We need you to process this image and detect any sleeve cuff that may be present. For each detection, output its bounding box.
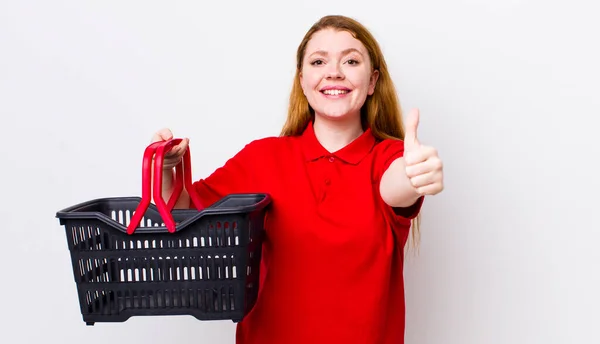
[392,196,424,219]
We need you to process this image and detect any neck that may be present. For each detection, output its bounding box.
[312,114,364,153]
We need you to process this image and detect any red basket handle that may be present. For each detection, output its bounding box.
[127,139,205,234]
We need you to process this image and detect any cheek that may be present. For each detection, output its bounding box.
[301,69,322,89]
[305,76,321,90]
[362,75,375,91]
[347,71,371,90]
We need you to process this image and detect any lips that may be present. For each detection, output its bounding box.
[320,86,352,96]
[322,89,349,96]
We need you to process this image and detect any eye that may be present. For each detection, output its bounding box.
[310,59,324,66]
[347,59,359,65]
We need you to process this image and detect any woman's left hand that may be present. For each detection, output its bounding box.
[403,109,444,196]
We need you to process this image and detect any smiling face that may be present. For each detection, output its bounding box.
[300,28,379,123]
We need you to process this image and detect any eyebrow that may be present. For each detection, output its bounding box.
[308,48,364,58]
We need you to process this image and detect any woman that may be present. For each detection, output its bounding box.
[153,15,444,344]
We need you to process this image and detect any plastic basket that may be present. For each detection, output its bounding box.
[56,138,271,325]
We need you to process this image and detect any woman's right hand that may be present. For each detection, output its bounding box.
[151,128,189,170]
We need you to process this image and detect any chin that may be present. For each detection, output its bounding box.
[315,108,359,121]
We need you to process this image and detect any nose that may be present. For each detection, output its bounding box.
[325,63,344,79]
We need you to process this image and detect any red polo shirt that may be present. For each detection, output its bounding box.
[192,121,423,344]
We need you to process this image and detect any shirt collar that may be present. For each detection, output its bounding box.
[300,120,376,165]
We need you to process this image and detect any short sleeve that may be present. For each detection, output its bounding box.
[190,138,269,208]
[376,139,424,220]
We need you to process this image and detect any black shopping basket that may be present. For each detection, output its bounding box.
[56,138,271,325]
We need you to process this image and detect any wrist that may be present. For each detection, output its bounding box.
[395,185,422,208]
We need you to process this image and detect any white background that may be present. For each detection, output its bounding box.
[1,0,598,343]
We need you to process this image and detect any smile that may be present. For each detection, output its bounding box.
[321,89,351,96]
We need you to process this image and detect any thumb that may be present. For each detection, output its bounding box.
[403,108,420,150]
[151,128,174,143]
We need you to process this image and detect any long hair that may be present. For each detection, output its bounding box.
[280,15,421,249]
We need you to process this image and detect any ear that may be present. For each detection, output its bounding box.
[368,69,379,95]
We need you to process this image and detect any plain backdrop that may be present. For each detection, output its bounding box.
[1,0,598,343]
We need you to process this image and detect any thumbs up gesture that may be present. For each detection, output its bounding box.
[403,109,444,196]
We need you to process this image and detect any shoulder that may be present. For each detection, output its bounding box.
[234,135,295,161]
[243,135,289,152]
[368,138,407,181]
[244,135,300,152]
[373,138,405,156]
[372,138,406,167]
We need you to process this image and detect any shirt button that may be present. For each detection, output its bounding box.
[328,156,335,163]
[325,179,331,185]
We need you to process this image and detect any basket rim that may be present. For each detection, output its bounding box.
[55,193,271,234]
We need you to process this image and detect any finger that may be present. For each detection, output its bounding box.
[416,182,444,196]
[403,150,425,166]
[166,137,189,158]
[178,137,189,151]
[405,155,442,178]
[404,145,438,166]
[403,108,420,150]
[409,170,440,189]
[175,138,189,153]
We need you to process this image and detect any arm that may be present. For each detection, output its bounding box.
[148,162,192,210]
[160,167,191,209]
[380,108,443,212]
[150,137,268,210]
[177,138,273,210]
[379,157,422,209]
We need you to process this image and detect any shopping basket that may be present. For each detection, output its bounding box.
[56,138,271,325]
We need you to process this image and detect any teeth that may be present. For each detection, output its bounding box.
[323,89,348,95]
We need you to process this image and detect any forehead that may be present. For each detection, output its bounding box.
[305,28,368,55]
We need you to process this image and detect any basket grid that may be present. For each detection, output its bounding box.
[58,192,268,324]
[69,221,243,252]
[83,284,241,316]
